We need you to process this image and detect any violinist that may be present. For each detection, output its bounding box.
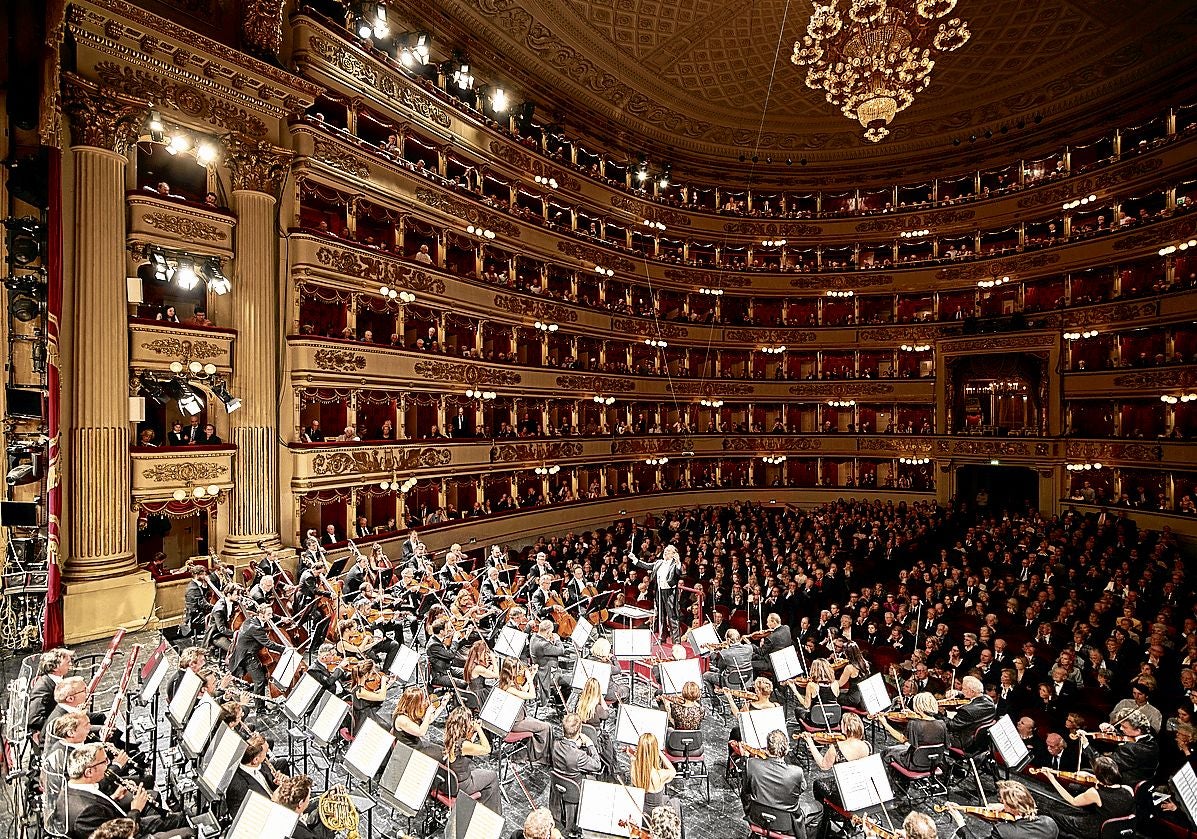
[1077,709,1159,784]
[900,812,940,839]
[498,658,552,763]
[741,729,816,839]
[350,581,406,654]
[630,732,678,814]
[347,659,389,731]
[549,712,602,783]
[660,681,705,732]
[726,677,782,745]
[450,590,493,642]
[391,686,444,757]
[520,807,564,839]
[1032,755,1133,839]
[945,780,1059,839]
[751,612,793,677]
[441,706,500,811]
[793,658,840,719]
[463,640,500,708]
[575,676,618,776]
[876,692,947,778]
[229,605,283,713]
[309,644,349,696]
[801,713,871,771]
[703,629,753,697]
[529,619,566,709]
[369,543,393,587]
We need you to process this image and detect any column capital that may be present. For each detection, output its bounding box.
[60,72,149,155]
[222,132,293,194]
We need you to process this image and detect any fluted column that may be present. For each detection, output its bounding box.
[222,133,293,559]
[61,74,148,582]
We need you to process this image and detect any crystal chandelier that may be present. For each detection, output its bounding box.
[791,0,971,142]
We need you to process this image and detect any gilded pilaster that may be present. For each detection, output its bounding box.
[222,133,293,559]
[61,73,148,581]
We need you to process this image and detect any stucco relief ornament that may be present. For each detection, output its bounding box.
[241,0,285,60]
[222,132,294,194]
[60,72,149,154]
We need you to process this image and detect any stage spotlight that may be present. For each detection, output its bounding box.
[173,259,199,290]
[213,380,242,414]
[176,382,204,416]
[147,111,165,143]
[139,375,169,406]
[4,218,43,265]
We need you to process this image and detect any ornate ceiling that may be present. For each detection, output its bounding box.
[399,0,1197,179]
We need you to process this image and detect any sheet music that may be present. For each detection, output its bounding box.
[571,659,613,692]
[612,629,653,659]
[309,693,350,745]
[1172,762,1197,826]
[857,673,891,715]
[988,715,1029,768]
[739,706,788,750]
[380,742,439,815]
[571,617,594,650]
[227,790,300,839]
[455,795,506,839]
[181,695,221,757]
[577,780,643,837]
[615,704,667,747]
[388,644,421,682]
[494,627,529,659]
[768,646,804,682]
[271,647,301,687]
[687,623,719,654]
[200,726,247,797]
[345,716,396,781]
[139,651,170,702]
[659,659,703,694]
[167,669,202,726]
[479,687,525,735]
[283,673,323,721]
[832,753,893,811]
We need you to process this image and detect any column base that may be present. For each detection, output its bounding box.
[220,537,297,575]
[63,570,158,644]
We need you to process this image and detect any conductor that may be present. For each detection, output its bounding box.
[632,543,682,644]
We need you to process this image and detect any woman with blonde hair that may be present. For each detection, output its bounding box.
[441,706,499,810]
[629,732,677,812]
[576,675,617,777]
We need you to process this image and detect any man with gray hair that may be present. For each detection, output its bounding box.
[946,675,997,750]
[529,618,566,707]
[1080,708,1159,785]
[631,542,681,642]
[742,729,819,839]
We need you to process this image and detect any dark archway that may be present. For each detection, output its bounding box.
[956,464,1039,513]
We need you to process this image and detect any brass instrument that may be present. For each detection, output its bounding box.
[318,784,361,839]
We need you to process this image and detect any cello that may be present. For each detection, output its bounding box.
[544,588,578,637]
[580,582,609,625]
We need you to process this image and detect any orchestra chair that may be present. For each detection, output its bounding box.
[664,728,710,802]
[423,762,481,836]
[1099,814,1137,839]
[745,802,799,839]
[800,702,842,733]
[945,719,997,799]
[547,769,582,836]
[887,743,948,802]
[726,739,747,789]
[495,729,538,797]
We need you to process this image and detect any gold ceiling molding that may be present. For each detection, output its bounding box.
[305,34,453,129]
[69,1,317,118]
[140,213,227,242]
[311,446,453,477]
[855,209,976,234]
[858,437,933,453]
[723,221,823,237]
[493,294,579,323]
[1064,441,1162,464]
[139,337,224,362]
[789,274,893,289]
[662,269,752,288]
[858,326,946,341]
[92,61,268,137]
[556,242,634,272]
[668,382,755,396]
[312,140,372,179]
[609,196,693,228]
[936,252,1060,282]
[723,328,816,344]
[1112,215,1197,252]
[313,245,447,294]
[313,348,367,372]
[60,72,149,154]
[1015,157,1164,209]
[788,383,895,397]
[240,0,285,61]
[940,334,1053,353]
[415,359,522,386]
[415,189,521,238]
[611,319,689,339]
[554,374,635,393]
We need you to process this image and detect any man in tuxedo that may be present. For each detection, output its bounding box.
[425,618,467,692]
[704,628,753,694]
[550,713,603,782]
[166,422,187,447]
[180,564,210,639]
[741,729,819,839]
[229,605,283,712]
[1080,709,1159,785]
[59,743,191,839]
[912,663,946,696]
[947,676,997,750]
[530,619,567,707]
[272,774,334,839]
[632,543,682,643]
[166,647,207,702]
[320,524,339,546]
[1047,666,1078,714]
[226,734,279,815]
[28,647,75,737]
[184,416,203,445]
[204,586,238,654]
[753,612,794,677]
[450,406,473,438]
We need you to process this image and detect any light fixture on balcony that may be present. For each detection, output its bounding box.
[535,464,561,475]
[828,399,856,407]
[697,287,724,296]
[645,338,667,348]
[203,259,231,294]
[466,389,496,400]
[760,345,787,354]
[826,289,854,298]
[171,259,200,291]
[195,144,217,167]
[644,219,666,231]
[166,134,191,155]
[379,286,416,303]
[762,239,788,247]
[1158,239,1197,256]
[900,343,932,352]
[593,395,616,405]
[899,229,931,238]
[1063,329,1099,340]
[148,248,169,282]
[466,224,496,239]
[1065,462,1104,471]
[453,62,475,90]
[380,475,418,492]
[1161,393,1197,404]
[490,87,509,113]
[762,455,787,465]
[977,274,1009,289]
[700,398,724,408]
[176,382,204,416]
[534,175,559,189]
[646,457,669,466]
[899,456,930,465]
[1062,195,1097,211]
[213,379,242,414]
[147,111,165,143]
[594,265,615,277]
[534,321,559,333]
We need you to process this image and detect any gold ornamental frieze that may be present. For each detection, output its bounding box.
[722,436,823,453]
[1110,368,1197,390]
[611,438,689,456]
[610,196,693,228]
[855,209,976,233]
[313,245,446,294]
[140,461,229,482]
[723,328,816,344]
[311,446,452,477]
[936,253,1060,282]
[787,383,895,397]
[858,326,945,342]
[936,439,1048,458]
[491,441,585,463]
[557,242,634,272]
[493,294,579,323]
[554,374,635,393]
[1061,300,1159,328]
[415,189,520,237]
[140,337,224,362]
[1113,214,1197,252]
[414,360,522,386]
[666,382,755,396]
[663,268,752,288]
[857,437,934,453]
[140,212,227,242]
[1064,440,1163,464]
[312,140,371,179]
[610,318,688,339]
[789,274,892,289]
[314,348,367,372]
[1016,158,1164,209]
[723,221,823,237]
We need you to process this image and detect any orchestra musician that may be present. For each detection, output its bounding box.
[42,713,138,835]
[437,544,469,588]
[947,676,998,750]
[229,604,284,713]
[463,640,500,708]
[901,811,940,839]
[29,648,77,737]
[441,706,500,811]
[398,529,423,567]
[703,629,753,696]
[498,658,553,763]
[1077,709,1160,785]
[165,647,206,701]
[294,557,333,642]
[391,686,443,757]
[180,565,210,639]
[308,644,348,697]
[793,658,840,719]
[726,677,782,744]
[519,807,564,839]
[741,729,819,839]
[246,574,276,605]
[271,775,334,839]
[1031,755,1134,839]
[575,676,618,777]
[226,734,281,815]
[529,619,567,709]
[426,618,468,693]
[203,585,238,654]
[631,544,682,643]
[752,612,793,677]
[630,732,679,814]
[877,692,948,779]
[58,743,192,839]
[945,780,1060,839]
[479,566,505,604]
[549,712,603,803]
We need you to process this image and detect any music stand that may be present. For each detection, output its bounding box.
[479,687,525,737]
[139,641,171,702]
[388,644,421,683]
[570,659,613,693]
[577,779,644,838]
[988,714,1030,771]
[832,753,894,811]
[686,623,719,655]
[612,629,653,704]
[738,706,788,750]
[857,674,891,715]
[379,741,440,816]
[270,647,302,690]
[446,791,506,839]
[327,556,349,577]
[614,704,666,749]
[768,646,804,683]
[181,695,222,759]
[282,673,323,723]
[1171,762,1197,827]
[308,692,350,748]
[167,669,203,728]
[225,790,299,839]
[658,659,703,695]
[494,626,529,660]
[345,716,396,783]
[609,605,654,629]
[571,616,594,650]
[197,725,247,800]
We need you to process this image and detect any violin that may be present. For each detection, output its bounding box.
[744,629,771,641]
[657,694,686,706]
[937,697,969,708]
[1070,729,1137,743]
[822,800,902,839]
[728,739,769,759]
[885,709,930,723]
[934,803,1017,823]
[1029,767,1098,786]
[795,731,846,744]
[616,819,652,839]
[716,687,757,700]
[362,672,389,692]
